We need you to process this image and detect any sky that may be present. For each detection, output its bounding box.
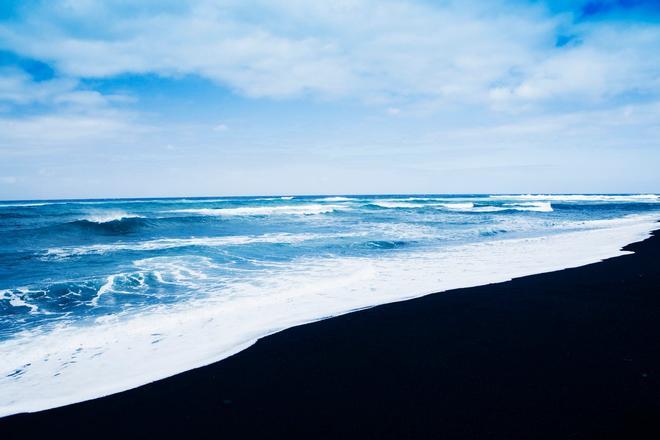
[0,0,659,199]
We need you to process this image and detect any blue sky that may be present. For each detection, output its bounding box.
[0,0,659,199]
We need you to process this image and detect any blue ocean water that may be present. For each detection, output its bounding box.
[1,194,659,342]
[1,194,660,416]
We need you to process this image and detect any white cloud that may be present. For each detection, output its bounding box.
[0,110,152,154]
[4,0,657,108]
[0,68,133,111]
[0,0,568,99]
[488,24,660,108]
[0,0,659,198]
[0,176,17,184]
[0,69,77,105]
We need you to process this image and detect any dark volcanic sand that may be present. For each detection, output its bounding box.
[2,229,660,439]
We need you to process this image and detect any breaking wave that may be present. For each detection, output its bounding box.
[1,193,659,418]
[168,204,345,216]
[490,194,659,203]
[81,211,144,223]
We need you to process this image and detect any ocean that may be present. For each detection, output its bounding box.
[1,194,659,416]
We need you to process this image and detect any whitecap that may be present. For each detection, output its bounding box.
[434,202,552,213]
[490,194,659,203]
[90,275,118,307]
[504,202,554,212]
[0,203,49,208]
[315,196,353,202]
[435,202,475,210]
[1,214,657,417]
[43,232,367,259]
[0,289,39,313]
[168,204,345,217]
[371,201,425,209]
[81,210,143,223]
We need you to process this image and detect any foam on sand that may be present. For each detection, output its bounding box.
[0,214,657,417]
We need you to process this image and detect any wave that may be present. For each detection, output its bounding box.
[438,202,554,213]
[469,207,509,212]
[436,202,475,210]
[371,201,425,209]
[315,196,353,202]
[168,204,345,217]
[0,289,40,313]
[369,200,551,212]
[503,202,554,212]
[490,194,659,203]
[1,215,656,417]
[44,232,364,259]
[81,211,143,223]
[61,217,149,235]
[0,203,49,208]
[36,223,443,260]
[358,222,442,240]
[0,198,233,209]
[447,202,553,213]
[362,240,410,249]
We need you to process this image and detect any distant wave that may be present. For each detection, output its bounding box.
[47,213,150,235]
[463,202,553,213]
[503,202,554,212]
[371,201,425,209]
[368,200,552,212]
[0,198,233,209]
[436,202,475,210]
[168,204,345,217]
[81,210,143,224]
[315,196,353,202]
[490,194,659,203]
[371,201,476,210]
[0,203,49,208]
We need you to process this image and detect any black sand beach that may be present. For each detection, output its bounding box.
[2,228,660,439]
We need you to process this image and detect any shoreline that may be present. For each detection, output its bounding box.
[2,226,660,438]
[0,216,656,417]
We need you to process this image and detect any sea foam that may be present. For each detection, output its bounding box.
[490,194,659,203]
[169,204,344,216]
[81,210,143,223]
[43,232,367,259]
[0,214,657,417]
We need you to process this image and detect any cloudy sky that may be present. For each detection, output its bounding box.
[1,0,659,199]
